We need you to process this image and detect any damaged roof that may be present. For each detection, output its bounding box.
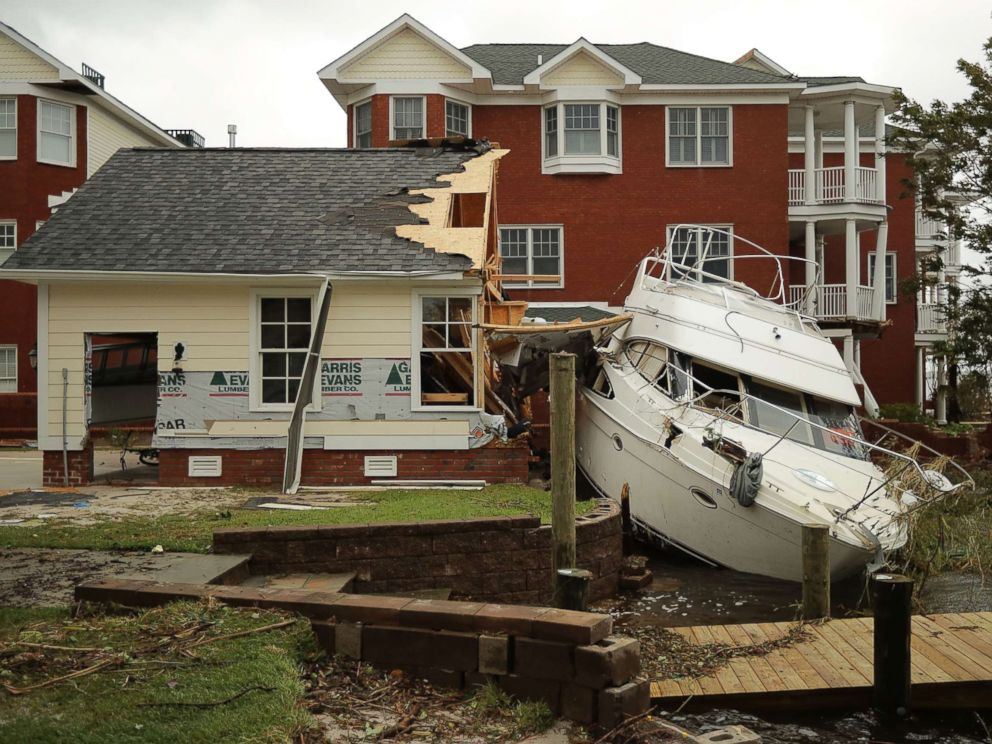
[460,42,792,86]
[2,148,482,275]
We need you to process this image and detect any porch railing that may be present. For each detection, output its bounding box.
[788,167,884,206]
[917,303,946,334]
[915,211,945,240]
[788,284,879,320]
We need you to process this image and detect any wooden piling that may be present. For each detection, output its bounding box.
[550,352,576,601]
[872,573,913,718]
[556,568,592,611]
[801,523,830,620]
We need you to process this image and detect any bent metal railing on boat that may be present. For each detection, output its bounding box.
[615,353,974,515]
[640,225,822,316]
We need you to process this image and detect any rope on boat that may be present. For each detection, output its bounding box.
[730,452,763,507]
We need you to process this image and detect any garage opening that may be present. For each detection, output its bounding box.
[86,332,159,484]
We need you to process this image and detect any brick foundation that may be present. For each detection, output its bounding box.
[42,440,94,487]
[158,442,531,487]
[214,499,623,604]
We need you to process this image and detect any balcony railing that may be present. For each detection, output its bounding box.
[917,303,946,334]
[915,211,946,240]
[789,284,879,321]
[788,167,884,207]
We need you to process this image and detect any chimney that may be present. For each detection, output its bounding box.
[81,62,105,89]
[227,124,237,148]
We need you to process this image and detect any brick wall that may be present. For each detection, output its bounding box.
[158,442,531,487]
[214,499,622,604]
[42,439,94,487]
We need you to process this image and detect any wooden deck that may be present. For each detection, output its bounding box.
[650,612,992,710]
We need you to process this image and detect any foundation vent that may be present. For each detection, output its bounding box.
[364,455,397,478]
[188,456,222,478]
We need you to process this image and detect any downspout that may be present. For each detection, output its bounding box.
[282,279,333,494]
[61,367,69,487]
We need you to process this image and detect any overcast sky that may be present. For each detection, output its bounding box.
[4,0,992,148]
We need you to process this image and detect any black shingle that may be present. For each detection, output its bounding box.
[2,148,480,275]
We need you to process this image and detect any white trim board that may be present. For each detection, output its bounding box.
[324,434,468,450]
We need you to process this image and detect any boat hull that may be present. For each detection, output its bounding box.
[576,392,877,583]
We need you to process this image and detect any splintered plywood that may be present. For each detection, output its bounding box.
[395,149,508,270]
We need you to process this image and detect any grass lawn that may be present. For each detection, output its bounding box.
[0,602,315,743]
[0,485,598,553]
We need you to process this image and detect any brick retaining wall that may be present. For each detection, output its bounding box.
[213,499,622,604]
[158,442,531,487]
[42,439,94,487]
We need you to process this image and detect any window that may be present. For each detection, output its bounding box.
[38,99,74,166]
[354,100,372,148]
[0,221,15,264]
[256,295,313,407]
[0,346,15,393]
[391,96,424,140]
[499,226,563,287]
[416,295,476,408]
[543,102,620,173]
[0,98,15,159]
[868,252,898,303]
[668,106,731,166]
[445,100,470,137]
[746,379,814,446]
[667,226,732,282]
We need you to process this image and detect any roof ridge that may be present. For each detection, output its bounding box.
[597,41,791,81]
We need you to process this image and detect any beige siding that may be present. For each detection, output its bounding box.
[207,419,468,438]
[0,34,59,81]
[87,105,164,177]
[46,283,251,441]
[339,28,470,81]
[323,283,412,358]
[542,52,624,87]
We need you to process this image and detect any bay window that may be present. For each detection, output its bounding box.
[354,100,372,148]
[391,96,424,140]
[667,106,731,166]
[543,102,621,174]
[445,100,470,137]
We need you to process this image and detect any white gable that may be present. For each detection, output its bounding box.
[339,27,472,81]
[542,50,625,87]
[0,33,59,81]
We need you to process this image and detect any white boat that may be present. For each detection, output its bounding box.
[573,226,971,582]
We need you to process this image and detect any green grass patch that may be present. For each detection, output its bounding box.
[0,602,315,743]
[0,485,597,553]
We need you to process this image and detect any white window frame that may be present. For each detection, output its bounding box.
[353,98,372,148]
[499,225,564,289]
[444,98,471,138]
[37,98,75,167]
[0,345,16,393]
[248,288,322,413]
[868,252,898,304]
[542,101,621,175]
[0,97,16,160]
[0,220,16,264]
[665,106,733,168]
[665,225,734,282]
[389,95,426,141]
[411,290,480,412]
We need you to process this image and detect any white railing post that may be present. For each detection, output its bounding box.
[805,106,817,205]
[875,105,887,204]
[844,101,857,203]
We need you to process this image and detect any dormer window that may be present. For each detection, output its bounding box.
[543,102,621,174]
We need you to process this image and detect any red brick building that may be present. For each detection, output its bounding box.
[320,16,955,415]
[0,21,198,438]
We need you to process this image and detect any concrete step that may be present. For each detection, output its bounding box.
[118,553,251,586]
[240,572,357,593]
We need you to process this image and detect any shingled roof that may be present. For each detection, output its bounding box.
[460,42,793,86]
[2,148,481,275]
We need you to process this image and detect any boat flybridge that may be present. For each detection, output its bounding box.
[575,226,972,582]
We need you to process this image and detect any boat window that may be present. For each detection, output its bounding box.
[691,362,743,416]
[590,367,614,399]
[746,380,814,445]
[808,397,868,460]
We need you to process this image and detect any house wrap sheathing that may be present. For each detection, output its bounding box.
[0,144,527,486]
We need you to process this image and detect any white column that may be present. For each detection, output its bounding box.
[844,100,857,202]
[842,334,855,372]
[804,105,816,205]
[804,221,817,314]
[815,130,824,170]
[915,346,926,412]
[874,105,886,204]
[935,355,947,425]
[872,222,888,320]
[845,218,858,317]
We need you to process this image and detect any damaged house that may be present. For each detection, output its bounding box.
[0,143,535,488]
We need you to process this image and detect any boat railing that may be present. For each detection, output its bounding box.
[637,225,822,317]
[624,355,974,505]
